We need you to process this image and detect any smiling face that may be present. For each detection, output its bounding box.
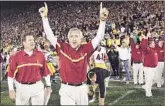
[68,28,83,49]
[23,35,35,51]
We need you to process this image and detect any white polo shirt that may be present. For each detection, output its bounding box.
[116,47,131,60]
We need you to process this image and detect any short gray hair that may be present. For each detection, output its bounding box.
[67,28,83,39]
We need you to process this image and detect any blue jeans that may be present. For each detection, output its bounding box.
[119,59,130,81]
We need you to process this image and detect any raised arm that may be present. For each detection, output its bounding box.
[92,2,109,49]
[140,39,148,53]
[39,2,57,48]
[130,35,136,50]
[140,35,148,52]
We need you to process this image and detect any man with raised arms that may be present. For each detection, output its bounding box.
[39,2,109,105]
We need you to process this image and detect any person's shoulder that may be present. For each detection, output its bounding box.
[34,50,44,55]
[10,50,23,59]
[58,41,70,48]
[14,50,23,56]
[34,50,45,58]
[82,41,92,47]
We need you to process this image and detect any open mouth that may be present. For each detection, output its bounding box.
[72,42,77,45]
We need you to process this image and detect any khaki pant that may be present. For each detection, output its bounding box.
[132,63,143,84]
[59,83,88,105]
[143,67,156,96]
[154,62,164,87]
[15,80,44,105]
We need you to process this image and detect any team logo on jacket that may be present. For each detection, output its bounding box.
[160,50,164,53]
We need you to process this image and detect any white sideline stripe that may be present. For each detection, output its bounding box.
[1,91,7,93]
[109,79,134,82]
[52,82,164,90]
[108,90,135,106]
[1,84,163,94]
[107,85,164,90]
[132,86,164,90]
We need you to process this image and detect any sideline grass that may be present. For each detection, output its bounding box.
[0,81,164,105]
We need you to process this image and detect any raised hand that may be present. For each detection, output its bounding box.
[99,2,109,21]
[39,2,48,18]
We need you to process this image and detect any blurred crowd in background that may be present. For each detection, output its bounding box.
[0,1,164,81]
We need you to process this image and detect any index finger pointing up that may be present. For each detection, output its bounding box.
[44,2,48,9]
[100,2,102,10]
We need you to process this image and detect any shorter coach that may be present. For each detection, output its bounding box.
[8,34,52,105]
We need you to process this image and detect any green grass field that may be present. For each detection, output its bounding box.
[1,80,164,106]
